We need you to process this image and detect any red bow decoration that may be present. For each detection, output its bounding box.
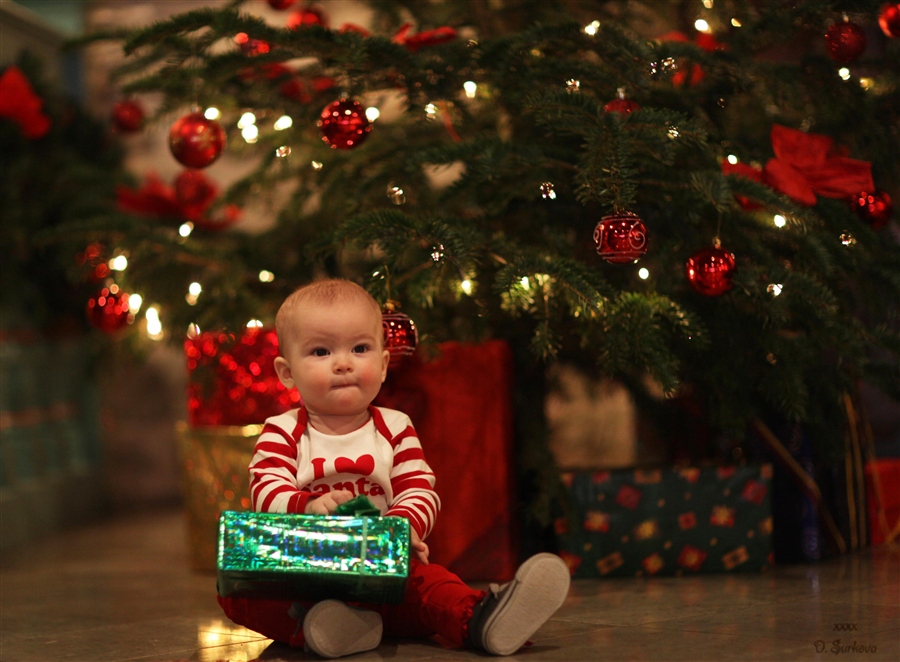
[657,31,726,87]
[0,66,51,139]
[761,125,874,206]
[117,170,241,231]
[392,24,457,51]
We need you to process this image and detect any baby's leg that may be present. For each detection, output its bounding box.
[217,594,308,647]
[376,560,487,646]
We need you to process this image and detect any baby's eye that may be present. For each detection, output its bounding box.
[312,348,329,357]
[352,344,370,354]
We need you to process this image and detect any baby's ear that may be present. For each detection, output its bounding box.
[274,356,295,389]
[380,349,390,382]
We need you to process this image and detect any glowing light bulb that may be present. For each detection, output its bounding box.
[839,68,851,81]
[241,124,259,143]
[694,19,710,32]
[461,279,473,294]
[463,81,477,98]
[246,319,263,328]
[237,112,257,129]
[273,115,293,130]
[258,270,274,282]
[767,283,783,296]
[424,103,437,119]
[520,276,530,290]
[773,214,787,228]
[638,268,650,280]
[204,107,221,120]
[727,154,738,164]
[731,18,742,27]
[179,222,194,237]
[109,255,128,271]
[584,20,600,35]
[128,293,143,314]
[365,107,380,122]
[188,282,202,296]
[146,306,163,340]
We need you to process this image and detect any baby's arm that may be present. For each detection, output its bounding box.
[249,417,315,513]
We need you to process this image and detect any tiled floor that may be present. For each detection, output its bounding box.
[1,509,898,662]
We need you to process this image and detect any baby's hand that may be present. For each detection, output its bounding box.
[411,528,430,565]
[305,490,354,515]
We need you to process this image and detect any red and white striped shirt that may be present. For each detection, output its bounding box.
[248,405,440,540]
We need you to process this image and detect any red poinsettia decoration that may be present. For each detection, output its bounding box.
[117,170,241,231]
[761,125,874,206]
[0,66,51,139]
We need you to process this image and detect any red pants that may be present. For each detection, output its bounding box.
[218,560,487,649]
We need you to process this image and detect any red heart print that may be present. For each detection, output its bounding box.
[334,454,375,476]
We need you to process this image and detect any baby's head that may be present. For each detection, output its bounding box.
[274,279,389,419]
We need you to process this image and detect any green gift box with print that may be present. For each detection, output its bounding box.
[217,505,410,604]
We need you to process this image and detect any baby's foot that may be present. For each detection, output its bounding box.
[303,599,382,658]
[468,553,570,655]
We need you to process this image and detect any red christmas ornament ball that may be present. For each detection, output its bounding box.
[685,246,736,296]
[382,305,418,366]
[593,212,649,264]
[879,4,900,38]
[604,98,641,115]
[234,33,271,56]
[287,7,325,29]
[169,112,226,168]
[824,20,867,63]
[267,0,297,10]
[851,190,893,230]
[318,99,371,149]
[86,286,131,333]
[112,99,144,133]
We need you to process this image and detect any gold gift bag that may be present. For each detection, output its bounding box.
[176,422,260,571]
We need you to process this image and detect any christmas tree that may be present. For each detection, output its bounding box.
[58,0,898,513]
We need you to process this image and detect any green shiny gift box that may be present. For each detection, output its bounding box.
[217,509,410,604]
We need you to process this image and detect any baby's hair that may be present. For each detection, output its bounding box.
[276,279,382,348]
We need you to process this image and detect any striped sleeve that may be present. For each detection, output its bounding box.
[248,411,313,514]
[379,411,441,540]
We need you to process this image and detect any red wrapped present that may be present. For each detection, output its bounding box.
[866,459,900,546]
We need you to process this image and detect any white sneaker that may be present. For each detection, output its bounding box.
[302,599,383,659]
[468,553,571,655]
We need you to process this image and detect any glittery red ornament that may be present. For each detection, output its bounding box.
[603,97,641,115]
[86,286,131,332]
[879,4,900,38]
[851,190,893,230]
[685,246,736,296]
[593,212,649,264]
[824,20,867,63]
[267,0,297,9]
[185,327,300,426]
[169,112,226,168]
[112,99,144,133]
[382,304,418,366]
[318,99,371,149]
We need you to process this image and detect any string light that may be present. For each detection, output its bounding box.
[638,267,650,280]
[237,112,256,129]
[109,255,128,271]
[246,319,263,328]
[365,107,380,122]
[731,18,742,27]
[773,214,787,228]
[204,107,221,120]
[241,124,259,143]
[520,276,531,290]
[311,161,323,170]
[767,283,783,296]
[584,20,600,35]
[463,81,477,98]
[461,279,473,294]
[694,19,710,32]
[128,294,143,315]
[838,68,851,81]
[146,306,163,340]
[258,270,275,283]
[424,103,437,119]
[273,115,293,130]
[702,0,714,8]
[179,222,194,237]
[727,154,738,164]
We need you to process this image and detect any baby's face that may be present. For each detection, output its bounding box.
[278,298,389,419]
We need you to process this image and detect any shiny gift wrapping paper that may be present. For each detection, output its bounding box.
[217,511,410,604]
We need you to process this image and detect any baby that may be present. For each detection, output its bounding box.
[217,278,570,658]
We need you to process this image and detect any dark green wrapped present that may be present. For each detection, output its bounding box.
[217,507,410,604]
[555,464,774,578]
